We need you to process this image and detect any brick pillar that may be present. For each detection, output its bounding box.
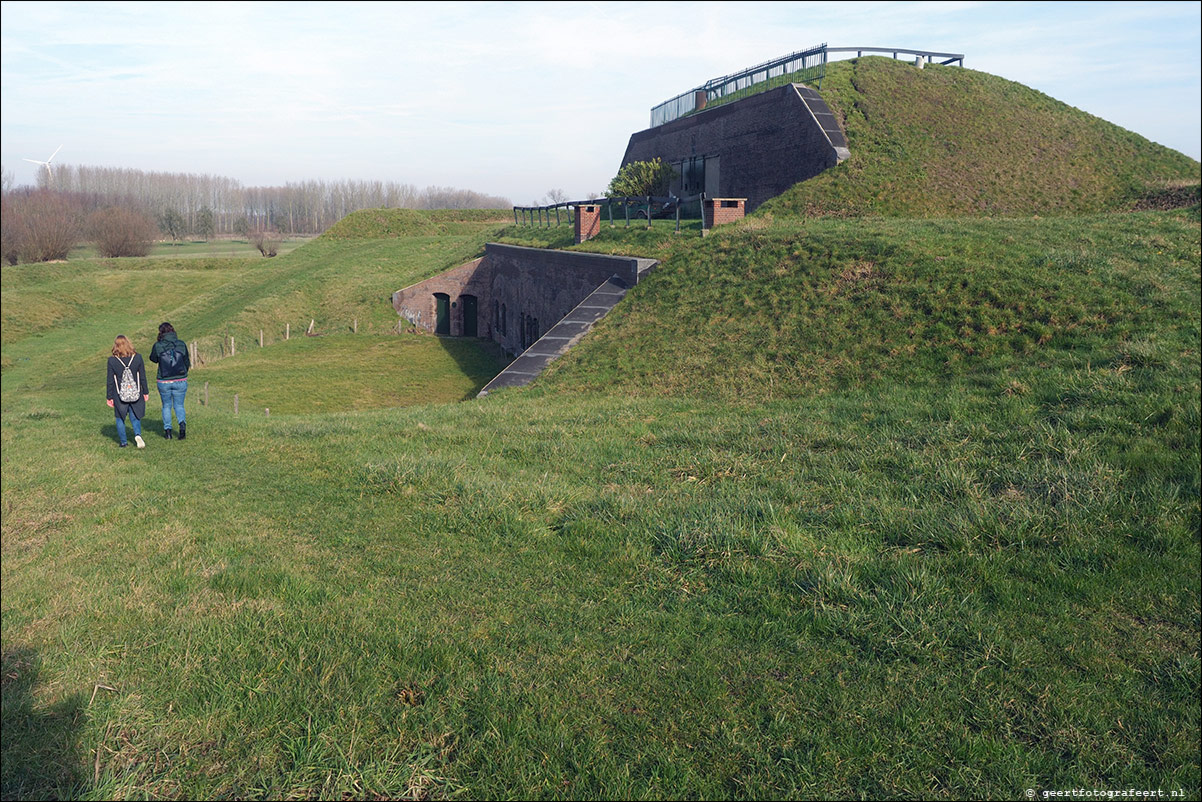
[703,198,746,230]
[574,204,601,244]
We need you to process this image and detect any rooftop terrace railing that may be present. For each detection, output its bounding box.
[513,193,708,234]
[648,45,965,128]
[650,44,827,128]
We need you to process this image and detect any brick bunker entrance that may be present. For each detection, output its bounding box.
[393,244,657,393]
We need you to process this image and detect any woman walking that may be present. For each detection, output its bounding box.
[149,322,191,440]
[106,335,149,448]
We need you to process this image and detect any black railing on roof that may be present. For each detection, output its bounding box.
[650,44,827,128]
[513,193,709,233]
[648,44,965,128]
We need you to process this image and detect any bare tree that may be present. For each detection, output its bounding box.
[3,190,84,262]
[544,188,569,205]
[195,206,216,241]
[39,164,511,236]
[1,193,23,264]
[159,208,185,244]
[89,206,158,257]
[249,228,282,257]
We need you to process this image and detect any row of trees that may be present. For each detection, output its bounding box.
[1,191,163,264]
[6,163,512,239]
[1,163,516,264]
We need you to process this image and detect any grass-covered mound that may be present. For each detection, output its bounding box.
[0,210,507,368]
[321,208,511,240]
[529,211,1201,405]
[759,57,1200,218]
[0,210,512,411]
[2,202,1199,798]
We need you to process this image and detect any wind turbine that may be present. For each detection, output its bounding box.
[23,145,63,187]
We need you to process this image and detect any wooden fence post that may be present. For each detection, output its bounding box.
[308,319,315,335]
[204,381,209,406]
[234,394,239,415]
[259,329,264,347]
[265,408,270,416]
[230,336,235,357]
[286,323,290,340]
[353,318,358,334]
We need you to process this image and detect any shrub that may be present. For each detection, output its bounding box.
[159,208,185,243]
[88,206,158,257]
[606,159,677,198]
[1,190,83,263]
[1,194,24,265]
[249,228,283,257]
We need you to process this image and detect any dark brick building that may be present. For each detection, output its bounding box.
[620,83,849,212]
[393,244,655,357]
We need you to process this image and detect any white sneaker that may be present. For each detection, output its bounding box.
[134,435,145,449]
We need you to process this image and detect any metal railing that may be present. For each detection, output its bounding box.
[648,44,965,128]
[650,44,827,128]
[513,193,709,233]
[825,46,964,65]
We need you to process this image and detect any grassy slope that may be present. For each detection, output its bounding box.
[0,212,510,413]
[4,68,1202,798]
[759,58,1200,218]
[4,203,1198,799]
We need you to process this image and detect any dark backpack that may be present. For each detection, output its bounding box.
[159,341,186,375]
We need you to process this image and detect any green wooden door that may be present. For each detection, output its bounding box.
[434,293,450,335]
[462,295,478,337]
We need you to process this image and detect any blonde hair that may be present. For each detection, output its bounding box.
[112,335,135,358]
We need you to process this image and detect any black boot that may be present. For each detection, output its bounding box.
[178,423,186,441]
[164,429,173,440]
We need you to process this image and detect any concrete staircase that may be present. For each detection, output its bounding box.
[477,275,633,396]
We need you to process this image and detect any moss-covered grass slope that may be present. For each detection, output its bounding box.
[759,57,1200,218]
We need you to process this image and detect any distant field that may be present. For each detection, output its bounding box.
[68,237,312,261]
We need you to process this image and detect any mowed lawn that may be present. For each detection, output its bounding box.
[2,209,1199,800]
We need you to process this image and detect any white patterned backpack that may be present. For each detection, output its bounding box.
[115,356,140,403]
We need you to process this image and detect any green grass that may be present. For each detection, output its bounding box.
[3,201,1199,799]
[68,238,312,261]
[195,334,510,413]
[759,58,1200,218]
[4,204,1197,798]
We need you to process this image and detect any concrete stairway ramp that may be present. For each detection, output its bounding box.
[478,276,632,396]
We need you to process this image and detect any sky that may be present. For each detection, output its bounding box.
[2,1,1199,204]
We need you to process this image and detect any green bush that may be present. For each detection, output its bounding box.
[606,158,677,198]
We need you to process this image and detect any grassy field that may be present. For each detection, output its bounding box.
[68,238,313,261]
[2,198,1198,799]
[3,61,1200,799]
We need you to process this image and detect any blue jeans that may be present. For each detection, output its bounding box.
[115,408,142,445]
[158,379,187,430]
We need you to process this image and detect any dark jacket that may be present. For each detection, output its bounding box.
[107,353,148,419]
[149,333,190,381]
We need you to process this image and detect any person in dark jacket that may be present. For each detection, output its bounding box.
[149,322,191,440]
[106,335,149,448]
